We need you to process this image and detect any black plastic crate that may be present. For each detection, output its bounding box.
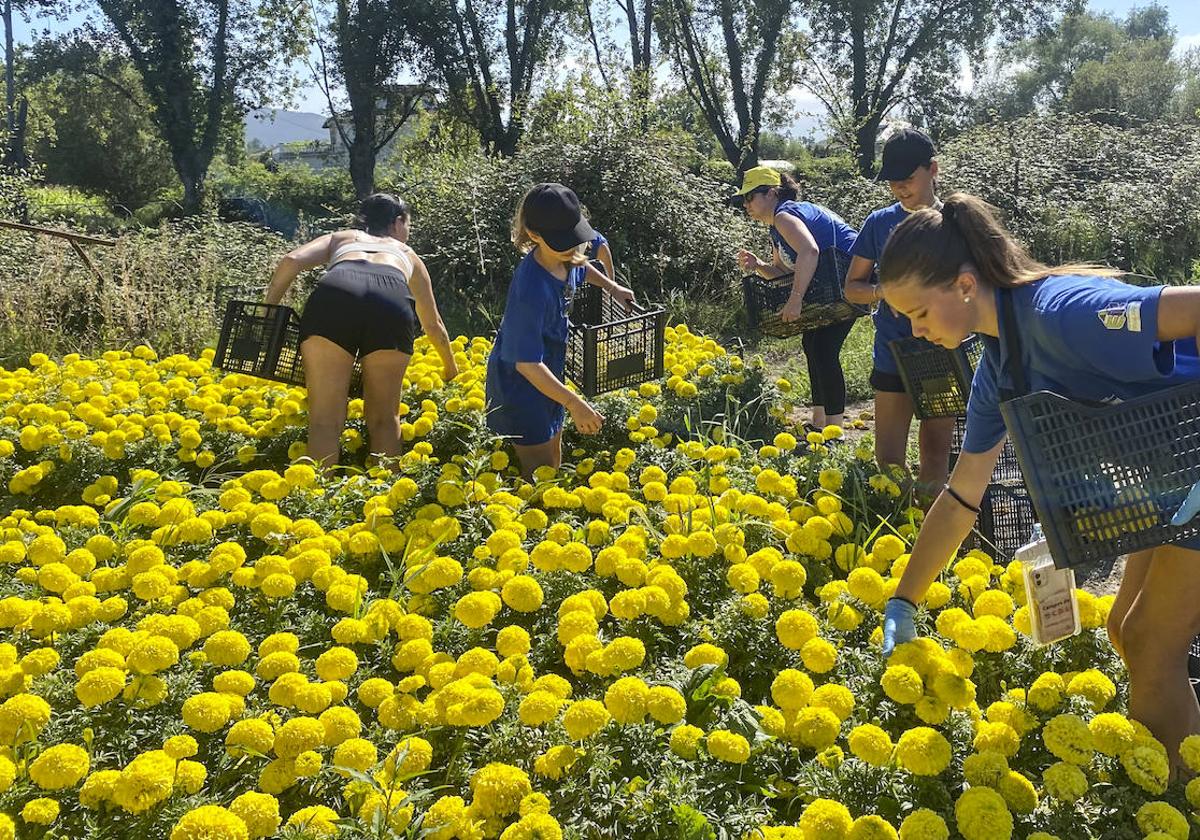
[214,301,306,386]
[743,248,868,338]
[566,287,665,397]
[215,300,364,395]
[999,381,1200,569]
[891,335,984,420]
[952,416,1023,484]
[972,481,1038,561]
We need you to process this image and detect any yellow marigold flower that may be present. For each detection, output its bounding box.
[225,718,274,757]
[1042,713,1094,765]
[75,666,126,707]
[896,727,951,776]
[881,665,924,705]
[563,699,610,740]
[29,743,89,789]
[605,676,649,724]
[776,608,819,649]
[1122,745,1169,794]
[470,762,532,818]
[647,686,687,724]
[286,805,339,836]
[1135,802,1189,840]
[848,724,893,767]
[998,769,1038,813]
[953,787,1012,840]
[230,791,281,839]
[21,797,59,825]
[799,798,852,840]
[706,729,750,763]
[1042,761,1088,803]
[963,750,1009,788]
[670,724,704,759]
[898,809,949,840]
[973,721,1020,759]
[1065,669,1116,711]
[789,706,840,750]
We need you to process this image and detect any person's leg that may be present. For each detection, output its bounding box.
[1107,548,1154,663]
[300,336,355,468]
[360,349,411,460]
[808,319,855,429]
[873,386,914,473]
[801,331,826,429]
[917,416,955,489]
[512,431,562,480]
[1120,544,1200,773]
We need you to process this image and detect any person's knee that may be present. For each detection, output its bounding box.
[1121,611,1188,673]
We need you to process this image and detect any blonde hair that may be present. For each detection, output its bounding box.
[511,187,590,264]
[879,192,1120,290]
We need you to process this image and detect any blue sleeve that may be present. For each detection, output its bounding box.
[962,354,1006,453]
[1045,283,1176,381]
[851,213,881,262]
[499,287,551,364]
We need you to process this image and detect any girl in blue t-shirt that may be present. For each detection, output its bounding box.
[878,192,1200,774]
[486,184,635,478]
[844,129,954,491]
[734,167,859,430]
[588,231,615,280]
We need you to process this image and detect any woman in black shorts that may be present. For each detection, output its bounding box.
[265,193,458,467]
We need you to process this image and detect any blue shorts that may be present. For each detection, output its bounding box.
[486,400,564,447]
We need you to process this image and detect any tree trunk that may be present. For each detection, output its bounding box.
[348,136,375,199]
[3,0,13,141]
[2,95,27,169]
[855,114,882,176]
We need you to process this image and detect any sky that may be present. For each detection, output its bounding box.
[11,0,1200,135]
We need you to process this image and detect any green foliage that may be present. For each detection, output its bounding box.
[25,185,126,231]
[939,114,1200,280]
[209,160,355,235]
[388,90,754,335]
[0,214,286,366]
[973,6,1197,124]
[22,45,178,209]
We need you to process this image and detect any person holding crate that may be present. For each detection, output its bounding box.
[265,193,458,468]
[843,128,955,491]
[486,183,636,479]
[878,192,1200,773]
[733,166,860,430]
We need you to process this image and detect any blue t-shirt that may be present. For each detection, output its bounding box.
[963,275,1200,453]
[588,232,608,258]
[852,202,920,373]
[485,252,582,445]
[769,201,858,269]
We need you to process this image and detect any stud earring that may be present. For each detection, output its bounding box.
[963,296,971,303]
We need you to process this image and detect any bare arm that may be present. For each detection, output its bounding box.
[408,254,458,380]
[265,233,335,305]
[1157,286,1200,348]
[514,362,602,434]
[894,440,1006,604]
[583,262,635,309]
[596,241,615,282]
[772,212,820,301]
[844,255,882,306]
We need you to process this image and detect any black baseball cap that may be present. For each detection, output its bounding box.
[523,183,598,251]
[877,128,936,182]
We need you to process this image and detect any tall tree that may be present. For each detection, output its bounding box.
[90,0,304,213]
[656,0,801,173]
[314,1,426,198]
[23,39,176,208]
[403,0,572,156]
[973,6,1186,124]
[0,0,59,167]
[797,0,1067,175]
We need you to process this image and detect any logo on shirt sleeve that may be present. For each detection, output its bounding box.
[1097,301,1142,332]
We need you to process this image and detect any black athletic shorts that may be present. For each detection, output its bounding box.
[298,261,417,356]
[869,368,907,394]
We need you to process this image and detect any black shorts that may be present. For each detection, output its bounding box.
[298,261,417,356]
[870,368,907,394]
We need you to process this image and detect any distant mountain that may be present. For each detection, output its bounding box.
[244,108,328,148]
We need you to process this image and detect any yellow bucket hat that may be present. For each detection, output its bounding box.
[734,165,783,197]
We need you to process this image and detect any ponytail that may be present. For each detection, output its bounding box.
[878,192,1118,291]
[776,173,800,203]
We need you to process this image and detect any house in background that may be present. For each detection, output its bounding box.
[263,85,437,171]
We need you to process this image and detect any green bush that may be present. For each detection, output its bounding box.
[0,214,287,366]
[939,114,1200,281]
[26,184,130,231]
[209,161,355,236]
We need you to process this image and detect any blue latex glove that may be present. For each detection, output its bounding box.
[882,597,917,657]
[1172,479,1200,526]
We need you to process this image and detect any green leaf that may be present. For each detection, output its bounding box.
[672,804,716,840]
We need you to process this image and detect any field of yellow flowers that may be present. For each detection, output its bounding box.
[0,324,1192,840]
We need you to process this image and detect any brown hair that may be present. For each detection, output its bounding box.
[510,186,589,264]
[878,192,1119,290]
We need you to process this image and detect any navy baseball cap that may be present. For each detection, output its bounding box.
[877,128,936,182]
[523,183,598,251]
